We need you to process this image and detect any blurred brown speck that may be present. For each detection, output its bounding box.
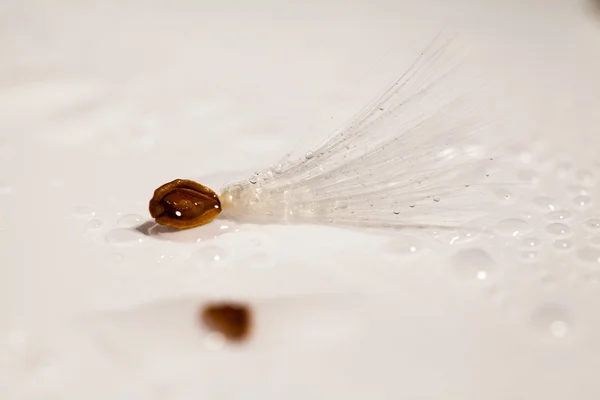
[200,302,252,342]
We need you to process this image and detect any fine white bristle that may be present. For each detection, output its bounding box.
[219,33,508,230]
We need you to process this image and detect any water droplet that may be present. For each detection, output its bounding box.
[539,270,556,289]
[521,211,534,220]
[433,196,441,202]
[567,185,588,197]
[105,228,145,244]
[545,210,573,222]
[494,189,514,202]
[249,175,258,184]
[305,151,314,159]
[196,246,227,265]
[392,202,401,215]
[495,218,531,237]
[408,202,416,208]
[448,228,481,245]
[533,196,557,211]
[517,169,539,183]
[156,253,175,264]
[72,206,96,220]
[521,251,538,262]
[85,219,103,230]
[263,170,273,181]
[549,321,569,338]
[584,218,600,231]
[582,271,600,289]
[521,237,542,248]
[530,304,571,339]
[575,169,595,186]
[452,248,495,282]
[387,239,419,255]
[387,234,422,255]
[118,214,144,228]
[247,250,275,268]
[105,252,125,265]
[148,221,239,243]
[546,223,572,237]
[556,161,573,178]
[573,195,592,208]
[519,151,533,164]
[553,239,573,251]
[577,247,600,264]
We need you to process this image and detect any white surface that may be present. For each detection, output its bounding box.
[1,0,600,399]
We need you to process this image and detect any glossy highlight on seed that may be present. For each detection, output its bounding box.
[149,179,221,229]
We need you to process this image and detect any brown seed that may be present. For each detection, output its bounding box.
[149,179,221,229]
[200,302,252,342]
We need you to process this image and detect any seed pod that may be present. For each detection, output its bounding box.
[149,179,221,229]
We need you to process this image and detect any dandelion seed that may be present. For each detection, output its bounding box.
[149,34,503,231]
